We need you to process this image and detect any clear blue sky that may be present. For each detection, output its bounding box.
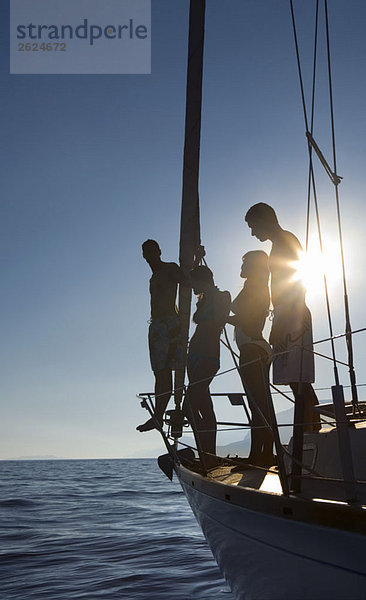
[1,0,365,459]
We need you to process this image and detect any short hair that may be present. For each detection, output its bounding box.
[142,239,160,252]
[245,203,278,225]
[190,265,214,285]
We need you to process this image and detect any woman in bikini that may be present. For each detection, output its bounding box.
[228,250,275,467]
[184,265,231,468]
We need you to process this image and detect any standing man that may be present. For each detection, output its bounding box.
[244,203,320,432]
[137,239,188,432]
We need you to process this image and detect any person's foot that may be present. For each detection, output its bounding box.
[136,418,162,432]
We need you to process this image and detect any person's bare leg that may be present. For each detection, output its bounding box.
[259,361,276,464]
[137,368,172,432]
[183,382,205,462]
[185,383,218,468]
[184,359,218,465]
[183,384,203,444]
[198,387,217,457]
[239,345,274,465]
[290,382,321,433]
[248,408,275,465]
[303,383,321,432]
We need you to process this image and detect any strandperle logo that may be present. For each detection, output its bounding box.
[10,0,151,75]
[16,18,148,46]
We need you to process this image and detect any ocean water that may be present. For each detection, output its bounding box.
[0,459,233,599]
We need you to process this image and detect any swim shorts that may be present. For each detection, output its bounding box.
[271,304,315,385]
[148,315,183,373]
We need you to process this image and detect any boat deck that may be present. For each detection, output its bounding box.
[207,464,283,495]
[196,422,366,505]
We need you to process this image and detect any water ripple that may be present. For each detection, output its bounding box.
[0,459,233,599]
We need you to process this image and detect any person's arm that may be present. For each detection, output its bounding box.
[192,245,206,268]
[215,291,231,327]
[171,263,191,288]
[171,245,206,288]
[227,314,239,326]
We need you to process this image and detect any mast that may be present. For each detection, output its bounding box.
[175,1,206,405]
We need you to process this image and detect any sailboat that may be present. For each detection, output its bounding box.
[138,2,366,599]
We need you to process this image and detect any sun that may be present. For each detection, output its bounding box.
[290,238,341,302]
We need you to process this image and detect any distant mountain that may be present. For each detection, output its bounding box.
[217,433,250,457]
[3,455,63,460]
[132,407,295,459]
[216,407,294,457]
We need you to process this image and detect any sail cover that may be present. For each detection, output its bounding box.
[175,0,206,403]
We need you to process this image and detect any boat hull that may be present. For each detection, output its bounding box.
[176,465,366,600]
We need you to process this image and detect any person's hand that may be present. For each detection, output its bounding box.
[195,245,206,263]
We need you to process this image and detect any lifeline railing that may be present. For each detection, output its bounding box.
[138,326,366,502]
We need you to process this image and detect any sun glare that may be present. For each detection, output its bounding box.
[291,239,341,302]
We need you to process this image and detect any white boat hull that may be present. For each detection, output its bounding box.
[177,466,366,600]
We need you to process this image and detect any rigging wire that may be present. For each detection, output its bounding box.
[222,327,252,424]
[290,0,359,402]
[305,0,319,251]
[324,0,358,407]
[139,327,366,405]
[289,0,339,386]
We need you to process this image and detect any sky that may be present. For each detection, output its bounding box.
[1,0,366,459]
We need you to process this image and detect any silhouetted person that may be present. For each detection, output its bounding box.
[137,240,188,432]
[228,251,275,466]
[184,264,231,468]
[245,203,320,433]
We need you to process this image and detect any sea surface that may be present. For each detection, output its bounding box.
[0,459,234,599]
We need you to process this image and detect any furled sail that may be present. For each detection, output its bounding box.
[175,0,206,404]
